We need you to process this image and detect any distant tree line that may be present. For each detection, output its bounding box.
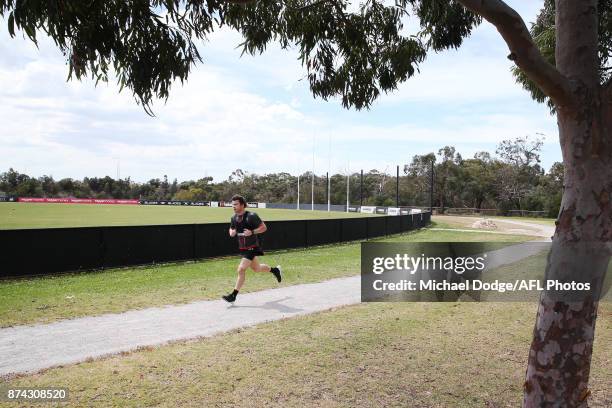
[0,136,562,217]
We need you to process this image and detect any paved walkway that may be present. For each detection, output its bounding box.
[0,218,554,377]
[0,277,360,377]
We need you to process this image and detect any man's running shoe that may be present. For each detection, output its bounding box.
[271,266,282,283]
[222,292,237,303]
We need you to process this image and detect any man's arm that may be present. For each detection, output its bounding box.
[243,222,266,236]
[229,218,237,237]
[243,213,266,236]
[253,221,267,234]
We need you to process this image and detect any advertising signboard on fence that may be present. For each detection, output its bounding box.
[18,198,139,205]
[348,206,359,212]
[139,200,210,206]
[376,207,388,214]
[360,206,376,214]
[247,202,258,208]
[387,207,400,216]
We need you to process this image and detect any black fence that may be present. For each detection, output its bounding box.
[0,212,430,278]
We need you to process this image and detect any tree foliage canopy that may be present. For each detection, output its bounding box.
[13,1,610,114]
[1,0,484,112]
[511,0,612,111]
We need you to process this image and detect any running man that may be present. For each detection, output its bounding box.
[222,195,282,303]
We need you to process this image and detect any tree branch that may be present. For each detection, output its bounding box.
[456,0,574,108]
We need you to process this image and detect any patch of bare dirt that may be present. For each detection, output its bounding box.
[471,219,498,230]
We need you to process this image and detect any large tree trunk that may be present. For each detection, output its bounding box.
[522,1,611,405]
[523,158,610,405]
[452,0,608,406]
[523,4,611,403]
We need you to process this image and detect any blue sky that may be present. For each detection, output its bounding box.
[0,1,559,183]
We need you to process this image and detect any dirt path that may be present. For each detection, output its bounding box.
[433,215,555,239]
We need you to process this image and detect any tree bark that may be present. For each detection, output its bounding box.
[523,109,611,405]
[455,0,610,406]
[523,3,610,405]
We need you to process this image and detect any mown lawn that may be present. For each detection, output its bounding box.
[0,203,378,230]
[1,222,606,407]
[1,302,609,407]
[0,227,533,327]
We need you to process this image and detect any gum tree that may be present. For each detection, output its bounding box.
[1,0,609,405]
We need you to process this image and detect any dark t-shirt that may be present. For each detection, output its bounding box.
[230,211,263,250]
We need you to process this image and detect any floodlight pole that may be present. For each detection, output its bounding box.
[326,172,330,212]
[346,164,350,212]
[396,165,399,207]
[312,135,315,211]
[360,169,363,206]
[311,172,314,211]
[430,159,434,213]
[297,174,300,210]
[328,134,331,212]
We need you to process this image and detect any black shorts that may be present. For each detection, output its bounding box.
[241,248,264,261]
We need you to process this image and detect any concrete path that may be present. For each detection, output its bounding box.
[0,276,361,377]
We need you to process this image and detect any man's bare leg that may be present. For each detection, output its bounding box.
[222,258,251,303]
[234,258,251,291]
[249,257,270,273]
[251,257,282,282]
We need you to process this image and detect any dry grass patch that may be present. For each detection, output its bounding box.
[1,302,609,407]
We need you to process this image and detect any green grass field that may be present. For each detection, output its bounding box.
[0,226,532,328]
[0,203,379,230]
[1,217,609,407]
[0,205,537,328]
[2,299,609,407]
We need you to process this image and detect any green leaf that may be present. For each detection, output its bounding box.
[23,23,37,45]
[7,12,15,37]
